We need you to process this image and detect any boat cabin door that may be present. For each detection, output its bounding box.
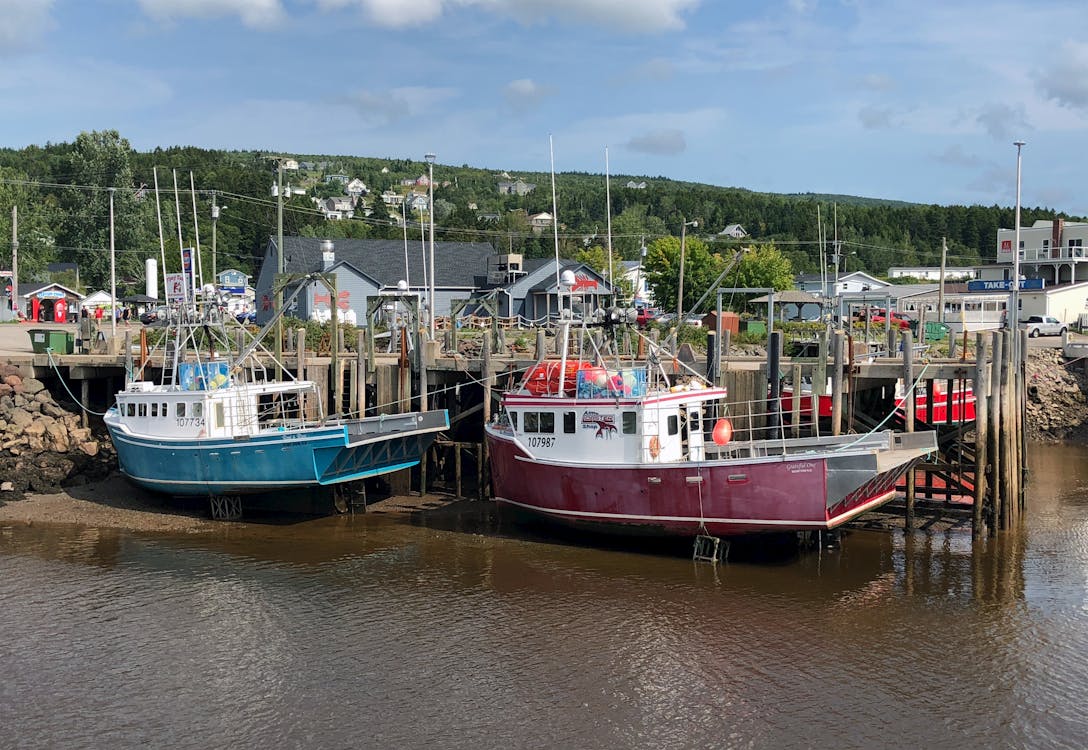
[686,406,704,461]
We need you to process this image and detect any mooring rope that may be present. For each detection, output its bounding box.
[45,348,110,416]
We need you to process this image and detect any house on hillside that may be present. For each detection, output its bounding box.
[528,212,553,234]
[381,190,403,206]
[321,197,355,220]
[717,224,748,239]
[888,266,977,281]
[323,174,349,185]
[498,178,535,196]
[345,178,367,198]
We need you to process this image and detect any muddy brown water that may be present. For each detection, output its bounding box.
[2,443,1087,749]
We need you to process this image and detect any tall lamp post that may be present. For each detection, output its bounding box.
[676,218,698,328]
[1012,140,1026,339]
[425,152,436,339]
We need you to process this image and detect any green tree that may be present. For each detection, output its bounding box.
[644,234,722,314]
[54,130,152,291]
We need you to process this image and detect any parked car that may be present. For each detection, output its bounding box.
[140,306,174,326]
[1020,315,1066,338]
[635,307,659,327]
[855,307,911,330]
[235,310,256,324]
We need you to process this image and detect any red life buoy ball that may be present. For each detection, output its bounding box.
[712,418,734,445]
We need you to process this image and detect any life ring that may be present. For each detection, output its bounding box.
[649,436,661,458]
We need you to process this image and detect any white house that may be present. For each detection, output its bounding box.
[996,218,1088,285]
[796,270,888,297]
[345,178,367,198]
[717,224,748,239]
[621,260,654,307]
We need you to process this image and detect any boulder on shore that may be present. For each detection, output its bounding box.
[0,364,116,501]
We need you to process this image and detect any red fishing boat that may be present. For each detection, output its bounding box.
[485,329,937,538]
[780,381,976,424]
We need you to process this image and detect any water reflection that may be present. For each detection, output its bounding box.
[1,442,1086,748]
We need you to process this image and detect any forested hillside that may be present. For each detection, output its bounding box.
[0,130,1078,296]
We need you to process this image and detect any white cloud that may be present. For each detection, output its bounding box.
[315,0,699,32]
[934,144,983,169]
[1035,40,1088,111]
[503,78,553,114]
[624,129,686,155]
[338,86,459,125]
[975,102,1030,141]
[0,0,55,56]
[858,105,896,130]
[136,0,286,29]
[859,73,894,92]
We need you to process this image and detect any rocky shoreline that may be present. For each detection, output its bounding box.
[2,351,1087,531]
[0,363,116,503]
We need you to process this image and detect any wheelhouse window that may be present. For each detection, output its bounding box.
[524,412,554,434]
[177,402,186,418]
[151,403,159,418]
[214,403,224,429]
[193,403,203,418]
[667,414,679,435]
[509,411,517,430]
[622,412,637,434]
[138,403,147,417]
[563,411,576,434]
[126,403,135,417]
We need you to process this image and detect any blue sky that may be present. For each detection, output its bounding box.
[2,0,1087,214]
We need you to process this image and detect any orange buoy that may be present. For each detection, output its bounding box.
[712,418,734,446]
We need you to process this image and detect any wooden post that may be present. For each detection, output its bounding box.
[296,326,307,418]
[791,363,802,438]
[973,334,989,538]
[830,331,843,436]
[902,329,916,528]
[1001,330,1014,530]
[886,317,896,357]
[814,330,827,397]
[535,328,546,360]
[989,331,1004,534]
[948,328,956,359]
[81,379,90,429]
[483,331,493,425]
[356,330,368,417]
[455,442,463,498]
[477,440,487,501]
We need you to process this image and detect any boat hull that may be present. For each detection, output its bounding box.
[106,412,447,497]
[486,428,930,537]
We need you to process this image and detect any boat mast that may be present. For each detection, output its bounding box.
[549,134,561,304]
[605,147,614,307]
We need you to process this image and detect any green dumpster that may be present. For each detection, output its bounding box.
[741,320,767,336]
[28,329,74,354]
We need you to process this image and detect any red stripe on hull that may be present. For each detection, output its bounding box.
[487,433,908,537]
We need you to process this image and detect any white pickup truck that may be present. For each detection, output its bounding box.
[1020,315,1067,337]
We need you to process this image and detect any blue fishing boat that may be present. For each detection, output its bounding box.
[104,278,447,501]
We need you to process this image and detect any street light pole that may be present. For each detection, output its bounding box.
[676,218,697,328]
[425,152,436,339]
[108,187,117,339]
[1012,140,1025,335]
[211,192,219,281]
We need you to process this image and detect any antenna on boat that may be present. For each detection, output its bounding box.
[172,169,188,305]
[401,201,410,287]
[605,147,614,306]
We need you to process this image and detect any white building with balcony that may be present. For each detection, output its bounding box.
[994,219,1088,285]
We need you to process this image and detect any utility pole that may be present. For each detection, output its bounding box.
[10,205,17,317]
[938,237,947,324]
[211,192,219,281]
[676,218,697,327]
